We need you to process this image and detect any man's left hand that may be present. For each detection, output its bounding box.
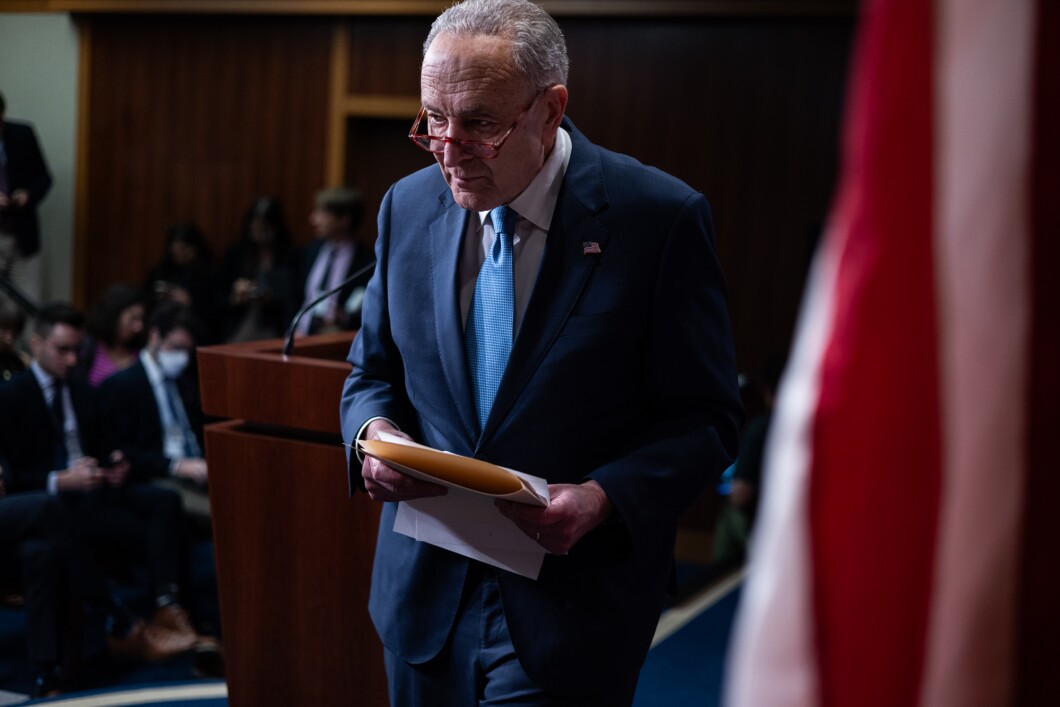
[496,480,613,556]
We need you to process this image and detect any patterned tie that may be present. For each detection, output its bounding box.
[164,378,202,457]
[465,205,517,432]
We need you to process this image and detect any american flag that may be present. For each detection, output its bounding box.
[725,0,1058,705]
[582,241,602,255]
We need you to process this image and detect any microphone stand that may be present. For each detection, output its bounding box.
[282,260,376,358]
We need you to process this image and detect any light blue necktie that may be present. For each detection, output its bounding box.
[465,205,517,432]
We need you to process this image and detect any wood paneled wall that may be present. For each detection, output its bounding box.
[79,14,334,304]
[77,10,854,376]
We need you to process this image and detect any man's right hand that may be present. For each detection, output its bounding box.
[57,457,104,493]
[361,420,447,502]
[174,458,208,486]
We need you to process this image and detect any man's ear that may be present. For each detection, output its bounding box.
[542,84,569,134]
[29,333,42,359]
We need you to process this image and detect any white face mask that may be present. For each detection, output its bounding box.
[157,349,189,379]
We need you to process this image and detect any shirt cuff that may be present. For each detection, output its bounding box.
[354,416,399,463]
[47,471,60,495]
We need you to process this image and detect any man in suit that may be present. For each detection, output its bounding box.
[295,186,375,335]
[340,1,743,704]
[0,302,206,664]
[0,91,52,309]
[99,301,211,526]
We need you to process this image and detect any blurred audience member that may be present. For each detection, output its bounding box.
[100,302,210,532]
[71,283,146,387]
[295,186,374,335]
[143,222,219,344]
[0,91,52,312]
[219,196,300,342]
[0,473,67,697]
[0,302,211,667]
[1,305,28,382]
[712,355,785,567]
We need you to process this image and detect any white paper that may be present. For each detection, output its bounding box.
[361,434,551,579]
[394,486,549,579]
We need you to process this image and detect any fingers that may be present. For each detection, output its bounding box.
[361,455,447,502]
[495,500,564,553]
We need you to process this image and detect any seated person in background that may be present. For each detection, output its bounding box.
[218,196,300,343]
[295,186,375,336]
[0,304,29,382]
[0,303,213,664]
[100,301,210,530]
[70,282,146,387]
[712,357,784,567]
[143,222,220,345]
[0,460,67,697]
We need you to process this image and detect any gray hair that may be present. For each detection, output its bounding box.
[424,0,569,91]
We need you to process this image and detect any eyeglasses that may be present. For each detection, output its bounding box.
[408,96,539,160]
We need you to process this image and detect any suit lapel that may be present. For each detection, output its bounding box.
[429,193,479,445]
[481,122,611,443]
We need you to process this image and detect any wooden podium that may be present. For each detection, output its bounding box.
[197,333,386,706]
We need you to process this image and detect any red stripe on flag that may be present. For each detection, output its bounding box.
[1017,1,1060,704]
[809,0,940,705]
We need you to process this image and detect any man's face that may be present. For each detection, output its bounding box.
[309,206,350,240]
[420,33,568,212]
[151,326,195,355]
[32,323,83,380]
[0,326,15,353]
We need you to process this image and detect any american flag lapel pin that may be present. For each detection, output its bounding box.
[582,241,602,255]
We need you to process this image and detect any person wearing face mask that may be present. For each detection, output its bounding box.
[99,301,209,515]
[0,302,211,676]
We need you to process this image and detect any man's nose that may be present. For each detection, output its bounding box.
[442,138,472,165]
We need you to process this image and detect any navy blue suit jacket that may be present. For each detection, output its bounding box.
[1,120,53,257]
[98,360,204,482]
[340,119,741,696]
[0,371,102,493]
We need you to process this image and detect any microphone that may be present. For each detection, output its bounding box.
[282,259,376,357]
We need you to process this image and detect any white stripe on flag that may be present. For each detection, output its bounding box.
[722,222,843,707]
[920,0,1036,705]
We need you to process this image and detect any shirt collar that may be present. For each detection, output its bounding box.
[30,360,56,392]
[477,126,572,231]
[141,349,164,386]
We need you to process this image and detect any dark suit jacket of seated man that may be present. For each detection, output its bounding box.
[340,0,743,702]
[0,304,195,643]
[98,303,207,487]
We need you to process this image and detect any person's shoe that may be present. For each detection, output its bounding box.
[150,604,200,646]
[193,642,226,679]
[151,604,223,652]
[33,665,63,698]
[107,617,197,661]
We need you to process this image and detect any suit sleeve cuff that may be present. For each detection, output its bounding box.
[354,416,399,463]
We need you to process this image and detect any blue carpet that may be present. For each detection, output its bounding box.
[633,583,742,707]
[24,680,227,706]
[4,555,741,706]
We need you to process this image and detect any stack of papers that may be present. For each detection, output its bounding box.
[356,432,551,579]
